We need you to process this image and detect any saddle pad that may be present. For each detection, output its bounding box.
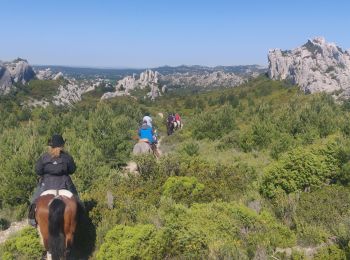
[40,189,74,198]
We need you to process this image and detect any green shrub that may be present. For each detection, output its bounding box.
[96,224,163,260]
[295,186,350,236]
[181,142,199,156]
[26,79,60,100]
[0,227,43,260]
[291,250,306,260]
[338,161,350,185]
[313,245,346,260]
[192,105,236,140]
[159,201,296,259]
[296,223,328,246]
[133,154,158,180]
[0,217,10,230]
[261,138,342,198]
[162,176,205,205]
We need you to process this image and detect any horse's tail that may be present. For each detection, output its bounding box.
[48,198,66,259]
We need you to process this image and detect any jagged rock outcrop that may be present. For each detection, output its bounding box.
[52,78,105,106]
[0,64,13,94]
[161,71,245,88]
[53,72,64,80]
[268,37,350,94]
[6,58,35,84]
[102,70,163,100]
[0,58,36,94]
[36,68,64,81]
[36,68,54,80]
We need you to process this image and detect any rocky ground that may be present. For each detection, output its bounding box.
[0,220,28,244]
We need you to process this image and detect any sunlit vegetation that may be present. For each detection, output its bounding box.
[2,75,350,259]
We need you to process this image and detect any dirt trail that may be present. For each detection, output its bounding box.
[0,219,28,244]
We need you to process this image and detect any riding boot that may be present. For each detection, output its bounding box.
[28,203,37,227]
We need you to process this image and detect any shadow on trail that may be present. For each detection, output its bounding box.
[70,200,97,259]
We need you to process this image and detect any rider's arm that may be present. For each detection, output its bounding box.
[35,156,44,176]
[66,154,76,175]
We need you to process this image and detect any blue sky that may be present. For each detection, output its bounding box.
[1,0,349,68]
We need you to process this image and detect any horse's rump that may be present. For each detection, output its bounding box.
[133,141,152,155]
[36,194,78,259]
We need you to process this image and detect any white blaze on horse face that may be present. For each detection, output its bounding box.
[47,251,52,260]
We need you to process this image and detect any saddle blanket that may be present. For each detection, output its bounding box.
[40,189,74,198]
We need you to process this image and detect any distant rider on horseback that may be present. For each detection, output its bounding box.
[28,134,80,227]
[167,113,175,135]
[175,113,182,129]
[137,120,160,157]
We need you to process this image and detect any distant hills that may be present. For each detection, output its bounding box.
[3,37,350,106]
[32,64,266,80]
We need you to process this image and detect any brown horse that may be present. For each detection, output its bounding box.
[36,190,78,260]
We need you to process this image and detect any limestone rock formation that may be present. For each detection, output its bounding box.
[268,37,350,94]
[36,68,64,81]
[161,71,245,89]
[53,72,64,80]
[0,58,36,94]
[52,78,104,106]
[102,69,163,100]
[6,58,35,84]
[36,68,54,80]
[0,64,13,94]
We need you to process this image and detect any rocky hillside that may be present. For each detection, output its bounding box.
[0,58,35,94]
[1,59,265,103]
[160,70,245,89]
[101,70,164,100]
[268,37,350,95]
[157,65,265,89]
[101,66,265,101]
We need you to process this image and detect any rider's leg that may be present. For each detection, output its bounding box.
[151,143,160,158]
[28,185,42,227]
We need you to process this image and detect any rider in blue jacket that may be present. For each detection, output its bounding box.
[138,120,155,143]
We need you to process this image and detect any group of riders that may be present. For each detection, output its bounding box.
[28,112,182,227]
[133,112,182,157]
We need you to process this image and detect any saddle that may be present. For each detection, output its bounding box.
[40,189,74,198]
[138,138,151,144]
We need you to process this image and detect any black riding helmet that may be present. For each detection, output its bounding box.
[48,134,65,148]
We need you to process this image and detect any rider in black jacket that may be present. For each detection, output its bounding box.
[28,134,80,227]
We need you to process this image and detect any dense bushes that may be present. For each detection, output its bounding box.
[260,136,346,198]
[0,227,43,260]
[191,105,236,140]
[96,202,295,259]
[295,186,350,240]
[162,176,205,205]
[96,224,163,260]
